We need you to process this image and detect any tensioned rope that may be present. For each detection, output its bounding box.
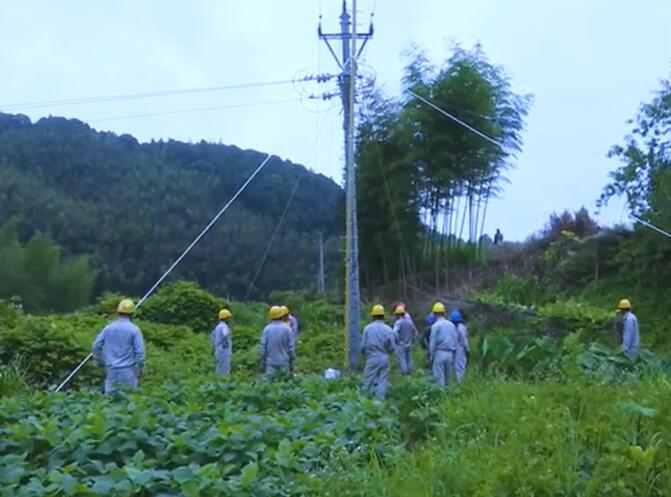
[630,214,671,240]
[53,153,273,392]
[407,89,505,150]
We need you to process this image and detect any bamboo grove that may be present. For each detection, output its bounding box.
[355,44,533,293]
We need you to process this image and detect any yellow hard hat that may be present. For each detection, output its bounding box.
[432,302,446,314]
[280,305,289,317]
[218,309,232,320]
[617,299,632,310]
[371,304,385,317]
[269,305,284,320]
[394,305,406,316]
[117,299,135,315]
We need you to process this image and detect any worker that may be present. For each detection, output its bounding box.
[361,304,395,399]
[394,300,417,330]
[92,299,145,395]
[618,299,639,359]
[494,228,504,245]
[450,310,470,382]
[393,305,415,375]
[280,305,299,343]
[211,309,233,376]
[429,302,457,387]
[260,305,296,376]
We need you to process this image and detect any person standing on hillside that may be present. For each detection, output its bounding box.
[429,302,458,387]
[393,305,415,375]
[211,309,233,376]
[260,306,296,376]
[361,305,396,399]
[494,229,504,245]
[450,310,470,382]
[92,299,145,395]
[618,299,639,359]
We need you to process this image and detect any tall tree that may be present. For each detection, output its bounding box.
[356,44,531,291]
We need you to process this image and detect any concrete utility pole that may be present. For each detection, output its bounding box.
[319,0,373,370]
[317,232,326,294]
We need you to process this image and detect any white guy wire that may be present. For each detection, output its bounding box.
[53,153,272,392]
[407,89,505,150]
[630,214,671,240]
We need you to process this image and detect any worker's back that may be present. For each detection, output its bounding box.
[95,317,144,369]
[362,321,395,357]
[261,322,294,365]
[394,318,415,346]
[430,318,458,352]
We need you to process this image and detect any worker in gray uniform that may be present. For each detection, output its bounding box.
[617,299,639,359]
[393,305,415,375]
[361,304,396,399]
[92,299,145,395]
[260,305,296,376]
[429,302,457,387]
[211,309,233,375]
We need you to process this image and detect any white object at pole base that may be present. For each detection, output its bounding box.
[324,368,342,379]
[53,154,272,393]
[630,214,671,240]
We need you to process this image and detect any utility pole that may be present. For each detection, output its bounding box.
[317,232,326,294]
[319,0,373,370]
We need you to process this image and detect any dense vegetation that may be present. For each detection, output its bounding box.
[0,113,343,304]
[478,72,671,351]
[1,282,670,496]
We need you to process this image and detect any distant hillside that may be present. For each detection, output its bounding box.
[0,113,343,299]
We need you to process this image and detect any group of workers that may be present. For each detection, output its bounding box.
[91,296,640,396]
[360,302,470,399]
[211,305,298,377]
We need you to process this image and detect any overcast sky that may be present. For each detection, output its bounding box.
[1,0,670,240]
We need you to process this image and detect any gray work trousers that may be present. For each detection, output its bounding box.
[104,366,138,395]
[455,348,467,382]
[432,350,454,387]
[363,353,390,399]
[215,352,231,376]
[396,344,413,375]
[265,362,290,377]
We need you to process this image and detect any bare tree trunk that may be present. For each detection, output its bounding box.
[478,181,493,260]
[468,191,475,245]
[452,193,461,249]
[459,193,469,243]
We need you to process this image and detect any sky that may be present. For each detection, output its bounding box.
[1,0,670,240]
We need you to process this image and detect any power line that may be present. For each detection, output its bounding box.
[88,98,300,123]
[407,89,505,150]
[1,76,332,111]
[244,174,304,301]
[53,153,273,393]
[243,107,332,300]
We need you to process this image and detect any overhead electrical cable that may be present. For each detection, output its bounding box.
[1,75,332,111]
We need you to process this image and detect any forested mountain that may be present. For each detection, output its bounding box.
[0,113,343,300]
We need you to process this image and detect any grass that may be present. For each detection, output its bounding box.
[314,376,671,497]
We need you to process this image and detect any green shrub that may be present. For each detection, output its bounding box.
[136,281,228,333]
